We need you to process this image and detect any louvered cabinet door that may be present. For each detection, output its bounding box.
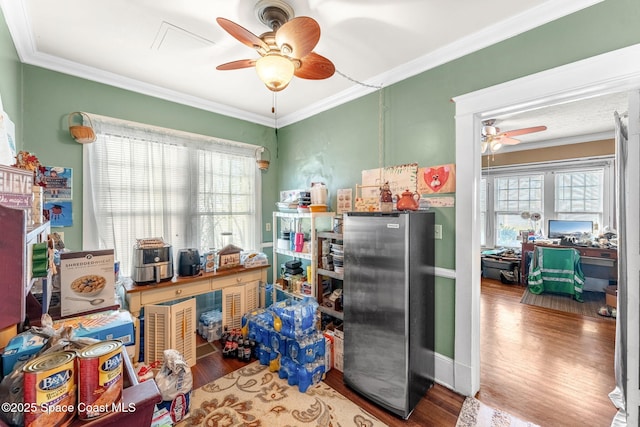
[222,285,243,330]
[145,298,196,366]
[244,280,259,313]
[144,304,171,364]
[170,298,197,367]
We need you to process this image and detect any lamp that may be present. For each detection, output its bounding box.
[255,54,295,92]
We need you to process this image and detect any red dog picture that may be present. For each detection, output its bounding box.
[418,164,456,194]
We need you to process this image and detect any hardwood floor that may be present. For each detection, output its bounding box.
[478,279,617,427]
[191,279,616,426]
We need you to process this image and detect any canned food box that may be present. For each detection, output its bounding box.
[2,330,47,376]
[53,310,135,347]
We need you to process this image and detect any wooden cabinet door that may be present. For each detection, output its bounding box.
[0,205,27,329]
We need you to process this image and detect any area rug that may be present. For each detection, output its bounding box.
[177,361,388,427]
[456,397,539,427]
[520,289,612,319]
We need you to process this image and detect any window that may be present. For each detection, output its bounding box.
[83,115,261,275]
[482,159,612,248]
[494,174,543,247]
[555,170,603,228]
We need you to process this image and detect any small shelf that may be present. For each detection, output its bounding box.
[319,305,344,320]
[317,268,343,281]
[274,248,312,260]
[275,283,313,300]
[317,231,343,240]
[272,211,335,306]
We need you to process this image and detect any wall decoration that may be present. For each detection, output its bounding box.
[39,166,73,199]
[361,163,419,198]
[0,164,34,212]
[44,200,73,227]
[420,196,455,208]
[336,188,353,214]
[418,164,456,194]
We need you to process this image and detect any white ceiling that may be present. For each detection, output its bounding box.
[1,0,626,146]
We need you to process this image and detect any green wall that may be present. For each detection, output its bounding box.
[17,66,277,251]
[276,0,640,357]
[0,7,21,139]
[2,0,639,360]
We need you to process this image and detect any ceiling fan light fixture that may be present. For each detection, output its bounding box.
[256,54,295,91]
[480,140,489,154]
[490,139,503,153]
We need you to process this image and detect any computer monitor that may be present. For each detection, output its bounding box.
[547,219,593,239]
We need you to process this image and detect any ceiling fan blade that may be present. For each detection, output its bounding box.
[276,17,320,58]
[294,52,335,80]
[216,59,257,71]
[501,125,547,138]
[216,17,268,52]
[499,137,521,145]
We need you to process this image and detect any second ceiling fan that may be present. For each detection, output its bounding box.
[481,119,547,154]
[216,0,335,92]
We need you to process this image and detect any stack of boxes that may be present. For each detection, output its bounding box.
[245,298,327,392]
[198,309,222,342]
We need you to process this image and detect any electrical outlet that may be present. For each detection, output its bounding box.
[434,224,443,240]
[265,222,271,232]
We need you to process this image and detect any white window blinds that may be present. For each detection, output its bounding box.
[82,114,261,275]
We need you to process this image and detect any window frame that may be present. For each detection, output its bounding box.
[481,157,613,248]
[82,114,263,275]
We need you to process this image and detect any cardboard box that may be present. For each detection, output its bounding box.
[323,333,333,372]
[333,325,343,372]
[60,249,115,317]
[54,309,135,346]
[1,310,135,377]
[2,330,47,376]
[605,285,618,308]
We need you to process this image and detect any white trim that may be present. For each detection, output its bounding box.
[434,267,456,280]
[454,43,640,405]
[434,353,455,391]
[624,90,640,426]
[0,0,603,128]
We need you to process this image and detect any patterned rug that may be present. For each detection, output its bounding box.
[520,289,611,319]
[177,361,388,427]
[456,397,539,427]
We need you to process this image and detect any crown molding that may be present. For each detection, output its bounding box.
[1,0,604,128]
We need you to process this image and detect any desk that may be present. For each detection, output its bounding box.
[521,243,617,285]
[124,265,268,360]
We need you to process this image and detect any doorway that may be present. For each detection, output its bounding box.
[452,43,640,421]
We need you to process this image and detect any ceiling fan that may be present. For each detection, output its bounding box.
[216,0,335,92]
[481,119,547,154]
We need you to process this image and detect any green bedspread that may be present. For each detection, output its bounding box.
[527,246,585,302]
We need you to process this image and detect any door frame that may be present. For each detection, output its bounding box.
[452,43,640,413]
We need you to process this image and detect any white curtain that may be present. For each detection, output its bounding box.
[610,110,628,426]
[82,113,261,275]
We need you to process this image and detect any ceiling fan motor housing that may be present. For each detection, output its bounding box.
[255,0,295,30]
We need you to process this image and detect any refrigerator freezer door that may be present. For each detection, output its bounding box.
[343,212,410,416]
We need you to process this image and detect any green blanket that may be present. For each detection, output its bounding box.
[527,246,584,302]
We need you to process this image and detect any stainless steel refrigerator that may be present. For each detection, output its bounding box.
[343,211,435,419]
